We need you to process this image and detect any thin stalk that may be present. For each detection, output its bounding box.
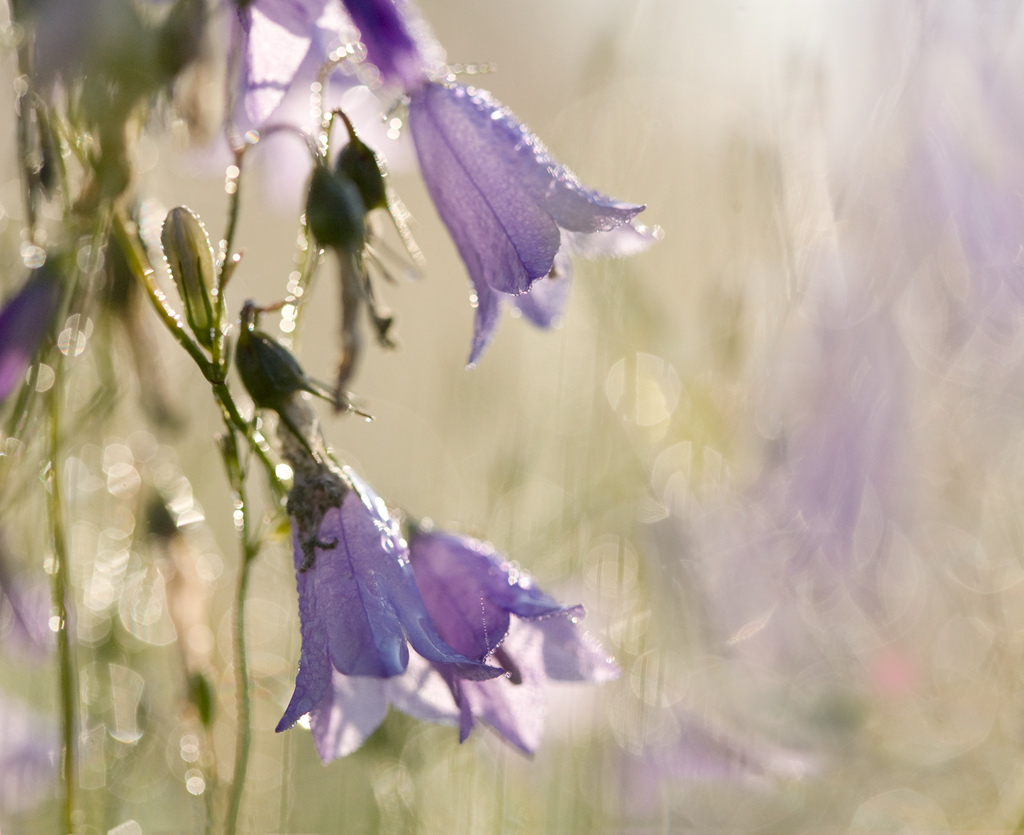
[47,352,75,834]
[213,147,247,375]
[222,429,260,835]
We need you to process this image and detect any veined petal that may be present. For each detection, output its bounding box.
[341,471,502,680]
[433,84,644,234]
[410,82,561,294]
[410,531,572,661]
[307,498,411,677]
[237,0,328,128]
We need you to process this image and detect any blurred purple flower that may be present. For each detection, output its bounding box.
[409,529,619,754]
[339,0,429,90]
[232,0,354,131]
[0,267,60,406]
[408,82,654,364]
[276,470,499,736]
[0,694,57,815]
[0,571,53,661]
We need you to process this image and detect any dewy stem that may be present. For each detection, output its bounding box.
[48,338,75,835]
[222,429,259,835]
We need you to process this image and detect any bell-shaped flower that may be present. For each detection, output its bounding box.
[408,81,655,364]
[276,469,500,737]
[0,266,60,406]
[409,528,619,754]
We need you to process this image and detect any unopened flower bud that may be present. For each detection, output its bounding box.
[161,206,216,348]
[335,114,387,212]
[305,165,366,253]
[235,301,319,411]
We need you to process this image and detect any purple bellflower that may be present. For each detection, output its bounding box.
[233,0,353,131]
[0,267,60,406]
[409,528,620,754]
[276,468,500,741]
[339,0,431,90]
[408,81,655,364]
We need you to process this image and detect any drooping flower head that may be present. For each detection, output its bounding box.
[0,266,60,406]
[276,467,500,736]
[408,82,656,364]
[409,528,619,753]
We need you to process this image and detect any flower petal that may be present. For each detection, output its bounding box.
[237,0,328,128]
[428,84,644,235]
[308,670,389,761]
[307,498,411,677]
[562,223,661,259]
[511,253,572,329]
[466,275,505,368]
[409,82,561,295]
[276,552,333,730]
[386,651,459,724]
[0,267,60,405]
[340,0,427,89]
[530,615,620,683]
[410,531,571,661]
[460,623,548,754]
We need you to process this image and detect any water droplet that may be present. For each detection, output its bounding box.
[20,242,45,268]
[185,770,206,795]
[33,363,54,391]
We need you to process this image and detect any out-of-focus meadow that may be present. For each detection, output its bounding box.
[4,1,1024,832]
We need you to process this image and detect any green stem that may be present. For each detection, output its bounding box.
[48,351,75,834]
[211,383,287,506]
[222,430,259,835]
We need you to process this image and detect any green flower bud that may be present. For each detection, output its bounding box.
[305,164,366,253]
[336,113,387,212]
[161,206,217,348]
[235,301,318,411]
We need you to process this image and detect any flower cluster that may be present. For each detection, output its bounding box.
[274,443,617,759]
[222,0,642,761]
[235,0,656,364]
